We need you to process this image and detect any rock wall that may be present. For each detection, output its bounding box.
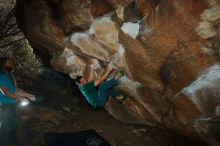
[15,0,220,144]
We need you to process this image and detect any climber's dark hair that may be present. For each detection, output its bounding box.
[75,76,83,84]
[0,57,10,72]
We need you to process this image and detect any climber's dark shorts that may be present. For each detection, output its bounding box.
[96,79,119,107]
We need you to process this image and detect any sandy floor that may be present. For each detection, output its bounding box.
[16,93,207,146]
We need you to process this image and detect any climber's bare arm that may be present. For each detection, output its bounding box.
[94,65,113,87]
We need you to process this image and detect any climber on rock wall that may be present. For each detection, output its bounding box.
[75,64,125,108]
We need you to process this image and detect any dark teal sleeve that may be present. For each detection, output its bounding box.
[82,81,95,91]
[0,74,7,88]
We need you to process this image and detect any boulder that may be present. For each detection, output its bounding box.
[15,0,220,144]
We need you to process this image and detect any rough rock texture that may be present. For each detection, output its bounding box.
[15,0,220,145]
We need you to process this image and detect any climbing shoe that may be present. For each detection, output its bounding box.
[115,95,127,103]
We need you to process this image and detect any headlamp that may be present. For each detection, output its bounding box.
[20,98,30,107]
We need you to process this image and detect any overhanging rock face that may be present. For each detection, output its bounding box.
[15,0,220,144]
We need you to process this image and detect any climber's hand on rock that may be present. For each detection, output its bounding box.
[108,65,113,72]
[107,64,113,72]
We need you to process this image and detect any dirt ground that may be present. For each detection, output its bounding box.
[16,93,208,146]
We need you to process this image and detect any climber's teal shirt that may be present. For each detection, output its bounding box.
[79,81,98,108]
[0,73,16,104]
